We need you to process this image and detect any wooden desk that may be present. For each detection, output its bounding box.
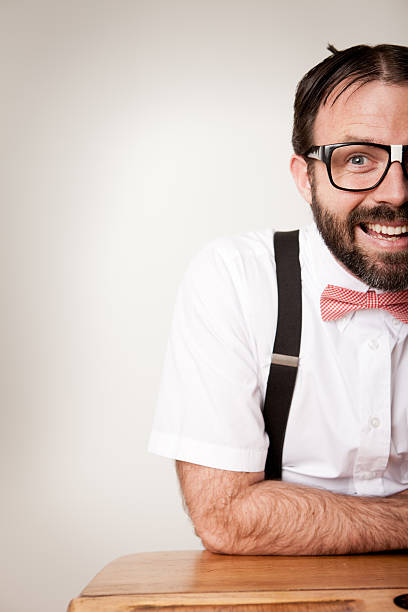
[68,550,408,611]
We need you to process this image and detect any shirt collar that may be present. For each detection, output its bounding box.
[300,222,374,331]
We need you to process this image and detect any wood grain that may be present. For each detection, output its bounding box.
[67,589,408,612]
[80,550,408,595]
[67,550,408,612]
[116,602,360,611]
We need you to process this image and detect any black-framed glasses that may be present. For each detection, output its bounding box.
[305,142,408,192]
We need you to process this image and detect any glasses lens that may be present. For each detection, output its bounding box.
[330,144,388,190]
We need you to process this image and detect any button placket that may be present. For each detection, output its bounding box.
[354,333,391,495]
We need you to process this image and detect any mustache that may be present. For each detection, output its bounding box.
[348,203,408,226]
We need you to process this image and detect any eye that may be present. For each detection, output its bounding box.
[348,155,368,166]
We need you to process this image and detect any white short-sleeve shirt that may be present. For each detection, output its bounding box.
[148,223,408,496]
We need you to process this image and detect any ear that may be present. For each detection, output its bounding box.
[290,154,312,205]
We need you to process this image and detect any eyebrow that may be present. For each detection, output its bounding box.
[341,135,379,143]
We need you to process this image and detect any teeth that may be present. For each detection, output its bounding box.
[366,223,407,236]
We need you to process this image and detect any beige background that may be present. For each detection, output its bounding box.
[1,1,407,611]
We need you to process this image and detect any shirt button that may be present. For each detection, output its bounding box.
[370,417,381,428]
[392,318,401,326]
[368,339,379,350]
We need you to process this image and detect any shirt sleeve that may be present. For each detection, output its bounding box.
[148,239,270,472]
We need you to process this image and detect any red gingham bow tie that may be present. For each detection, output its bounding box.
[320,285,408,323]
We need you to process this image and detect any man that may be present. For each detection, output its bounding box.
[149,44,408,555]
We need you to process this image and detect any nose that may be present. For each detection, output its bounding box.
[372,161,408,206]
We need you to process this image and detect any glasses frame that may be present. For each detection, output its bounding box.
[305,142,408,192]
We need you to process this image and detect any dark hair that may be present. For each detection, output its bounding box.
[292,43,408,155]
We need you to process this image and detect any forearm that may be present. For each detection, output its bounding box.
[177,462,408,555]
[216,479,408,555]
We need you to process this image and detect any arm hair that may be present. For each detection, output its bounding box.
[176,461,408,555]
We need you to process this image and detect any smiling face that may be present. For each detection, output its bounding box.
[291,80,408,290]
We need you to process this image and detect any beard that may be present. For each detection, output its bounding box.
[310,178,408,292]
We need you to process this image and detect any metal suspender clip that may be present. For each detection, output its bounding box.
[271,353,299,368]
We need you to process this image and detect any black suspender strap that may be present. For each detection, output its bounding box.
[263,230,302,480]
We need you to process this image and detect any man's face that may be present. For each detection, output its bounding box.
[308,81,408,291]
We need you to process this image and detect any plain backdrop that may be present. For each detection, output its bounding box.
[1,1,407,610]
